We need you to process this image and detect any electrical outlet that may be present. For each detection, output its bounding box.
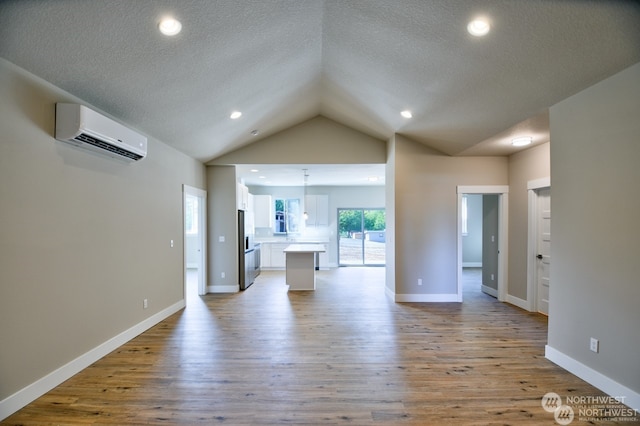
[219,236,225,242]
[590,337,599,353]
[170,239,174,248]
[143,299,148,309]
[491,274,495,281]
[221,272,225,278]
[417,278,422,286]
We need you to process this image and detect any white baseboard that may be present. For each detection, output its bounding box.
[207,284,239,293]
[506,294,531,311]
[395,293,460,302]
[545,345,640,412]
[463,262,482,267]
[0,300,185,421]
[481,285,498,298]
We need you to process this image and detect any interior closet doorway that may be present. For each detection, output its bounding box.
[457,185,509,303]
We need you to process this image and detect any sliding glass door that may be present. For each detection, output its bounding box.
[338,208,385,266]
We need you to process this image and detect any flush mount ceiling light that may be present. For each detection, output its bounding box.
[230,111,242,119]
[158,17,182,36]
[401,110,413,119]
[512,136,533,147]
[467,18,490,37]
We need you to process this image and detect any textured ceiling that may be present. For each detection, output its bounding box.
[1,1,639,174]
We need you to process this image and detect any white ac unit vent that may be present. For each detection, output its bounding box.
[55,103,147,162]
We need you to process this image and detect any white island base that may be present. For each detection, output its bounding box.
[284,244,326,290]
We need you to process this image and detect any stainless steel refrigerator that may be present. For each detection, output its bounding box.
[238,210,256,290]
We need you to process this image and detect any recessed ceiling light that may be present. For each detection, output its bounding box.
[512,136,533,147]
[158,17,182,36]
[230,111,242,119]
[401,110,412,119]
[259,176,266,179]
[367,176,379,182]
[467,18,490,37]
[250,169,259,173]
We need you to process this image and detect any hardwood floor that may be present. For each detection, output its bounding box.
[3,268,633,425]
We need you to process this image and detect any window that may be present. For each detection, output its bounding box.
[185,194,199,235]
[461,195,468,236]
[274,198,300,234]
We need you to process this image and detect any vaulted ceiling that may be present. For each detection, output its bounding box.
[1,1,639,168]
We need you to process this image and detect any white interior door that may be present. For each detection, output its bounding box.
[536,187,551,315]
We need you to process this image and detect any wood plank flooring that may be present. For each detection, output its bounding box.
[3,268,635,425]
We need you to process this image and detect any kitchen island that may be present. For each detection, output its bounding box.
[283,244,326,290]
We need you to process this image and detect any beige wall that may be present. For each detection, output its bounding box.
[507,142,551,301]
[209,115,387,165]
[206,166,239,291]
[0,59,205,403]
[391,135,508,297]
[548,62,640,395]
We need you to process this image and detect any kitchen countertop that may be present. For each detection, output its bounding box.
[283,244,327,253]
[256,238,329,244]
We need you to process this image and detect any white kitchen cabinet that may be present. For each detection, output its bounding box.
[269,243,288,268]
[237,183,249,211]
[304,194,329,227]
[260,245,271,267]
[254,195,273,228]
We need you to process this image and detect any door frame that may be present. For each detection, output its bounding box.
[456,185,509,302]
[526,177,550,312]
[183,184,207,296]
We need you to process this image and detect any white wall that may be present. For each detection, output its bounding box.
[0,59,205,415]
[548,62,640,404]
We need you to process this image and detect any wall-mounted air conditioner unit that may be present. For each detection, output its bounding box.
[55,103,147,162]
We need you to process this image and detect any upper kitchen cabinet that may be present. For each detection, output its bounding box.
[305,194,329,227]
[254,194,273,228]
[237,183,249,210]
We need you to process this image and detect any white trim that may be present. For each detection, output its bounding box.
[463,262,482,267]
[208,285,239,293]
[481,285,498,298]
[506,294,531,311]
[385,285,395,301]
[0,300,185,421]
[456,186,509,303]
[457,185,509,194]
[527,177,550,190]
[545,345,640,412]
[395,293,460,303]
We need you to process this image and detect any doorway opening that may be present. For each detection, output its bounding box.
[457,186,509,302]
[183,185,207,300]
[461,194,500,298]
[338,208,386,266]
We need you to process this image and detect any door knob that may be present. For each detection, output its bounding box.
[536,254,543,259]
